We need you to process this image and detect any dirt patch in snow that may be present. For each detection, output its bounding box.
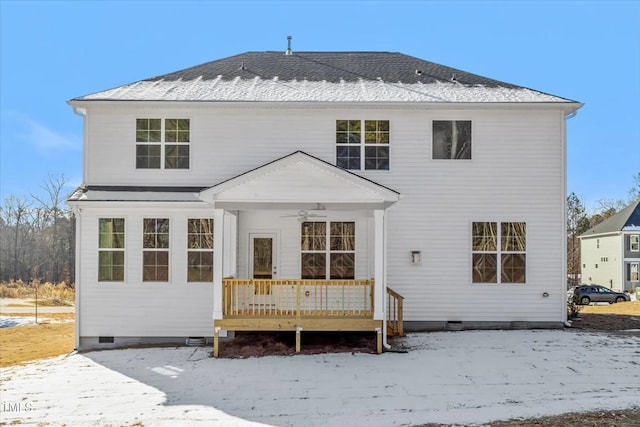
[217,331,377,358]
[570,301,640,332]
[216,302,640,358]
[418,408,640,427]
[570,313,640,332]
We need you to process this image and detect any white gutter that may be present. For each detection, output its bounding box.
[71,206,82,350]
[69,105,88,185]
[564,110,578,120]
[382,206,391,350]
[68,105,86,351]
[382,203,399,351]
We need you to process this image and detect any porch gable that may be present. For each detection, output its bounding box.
[199,151,400,209]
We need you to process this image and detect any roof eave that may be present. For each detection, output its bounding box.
[67,98,583,112]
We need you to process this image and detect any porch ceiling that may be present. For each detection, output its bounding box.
[199,151,400,210]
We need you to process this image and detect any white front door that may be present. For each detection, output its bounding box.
[249,233,278,279]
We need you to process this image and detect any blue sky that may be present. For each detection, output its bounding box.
[1,0,639,212]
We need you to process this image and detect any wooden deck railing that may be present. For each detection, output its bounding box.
[222,279,374,318]
[386,287,404,336]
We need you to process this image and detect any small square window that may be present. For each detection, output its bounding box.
[136,118,190,170]
[336,120,389,170]
[433,120,471,159]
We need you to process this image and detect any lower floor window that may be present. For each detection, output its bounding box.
[143,218,169,282]
[143,251,169,281]
[628,262,639,282]
[98,218,125,282]
[187,218,214,282]
[472,221,526,284]
[301,221,355,279]
[98,251,125,281]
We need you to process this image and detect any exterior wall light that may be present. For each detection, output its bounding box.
[411,250,422,265]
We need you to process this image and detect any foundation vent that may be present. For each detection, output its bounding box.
[445,321,464,331]
[186,337,206,347]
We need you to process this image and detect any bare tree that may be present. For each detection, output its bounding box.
[629,172,640,202]
[0,174,75,283]
[0,195,31,279]
[32,174,72,283]
[566,192,589,282]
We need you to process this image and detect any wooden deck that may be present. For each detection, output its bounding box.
[214,279,386,356]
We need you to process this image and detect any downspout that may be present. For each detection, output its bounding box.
[70,104,88,184]
[382,206,391,350]
[71,206,82,350]
[382,198,402,351]
[562,108,579,326]
[69,104,86,351]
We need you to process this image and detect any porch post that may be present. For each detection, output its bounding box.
[213,208,225,320]
[373,209,385,320]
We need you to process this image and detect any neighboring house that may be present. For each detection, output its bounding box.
[67,48,582,354]
[580,200,640,292]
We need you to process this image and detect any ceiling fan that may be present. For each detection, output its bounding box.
[281,210,327,222]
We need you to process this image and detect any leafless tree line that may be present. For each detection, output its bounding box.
[0,174,74,283]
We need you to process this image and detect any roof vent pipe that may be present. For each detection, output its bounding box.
[285,35,293,55]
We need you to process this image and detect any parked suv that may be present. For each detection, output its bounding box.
[573,285,631,305]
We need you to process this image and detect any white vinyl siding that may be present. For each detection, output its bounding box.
[77,204,214,337]
[81,104,569,324]
[580,234,624,292]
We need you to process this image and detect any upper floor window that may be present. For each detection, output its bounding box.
[98,218,125,282]
[433,120,471,159]
[136,118,190,169]
[143,218,169,282]
[336,120,389,170]
[630,235,639,252]
[472,221,526,284]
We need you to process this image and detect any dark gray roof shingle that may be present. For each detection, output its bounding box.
[146,51,520,87]
[581,200,640,236]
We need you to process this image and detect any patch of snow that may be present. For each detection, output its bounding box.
[0,316,37,328]
[0,316,72,328]
[78,78,572,103]
[1,330,638,426]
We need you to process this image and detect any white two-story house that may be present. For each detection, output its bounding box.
[67,49,582,354]
[580,200,640,292]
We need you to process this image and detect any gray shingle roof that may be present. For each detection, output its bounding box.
[71,51,581,104]
[147,51,520,87]
[581,200,640,236]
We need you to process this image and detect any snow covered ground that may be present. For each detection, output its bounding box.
[1,330,638,427]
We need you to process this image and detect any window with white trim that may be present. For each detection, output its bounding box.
[336,120,389,170]
[98,218,125,282]
[472,222,526,283]
[433,120,472,159]
[143,218,169,282]
[136,118,190,169]
[630,235,639,252]
[301,221,355,279]
[187,218,213,282]
[628,262,639,282]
